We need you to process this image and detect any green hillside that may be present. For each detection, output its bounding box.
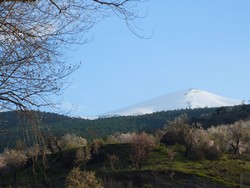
[0,105,250,187]
[1,144,250,187]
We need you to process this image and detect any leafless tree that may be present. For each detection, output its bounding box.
[0,0,143,112]
[183,124,204,157]
[130,132,156,169]
[1,1,144,179]
[0,0,144,157]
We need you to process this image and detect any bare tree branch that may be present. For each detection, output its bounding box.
[0,0,142,112]
[93,0,129,7]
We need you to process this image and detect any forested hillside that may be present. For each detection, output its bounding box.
[0,104,250,151]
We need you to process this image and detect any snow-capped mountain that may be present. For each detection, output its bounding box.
[102,89,242,117]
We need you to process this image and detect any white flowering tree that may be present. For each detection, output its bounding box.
[59,134,88,150]
[207,125,230,152]
[161,114,204,157]
[227,120,250,155]
[1,148,28,186]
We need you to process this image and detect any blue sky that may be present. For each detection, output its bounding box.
[60,0,250,116]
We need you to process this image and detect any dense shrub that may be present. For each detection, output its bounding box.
[189,147,205,161]
[189,145,222,161]
[65,167,103,188]
[205,145,222,160]
[244,145,250,157]
[160,131,179,145]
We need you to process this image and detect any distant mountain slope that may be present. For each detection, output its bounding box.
[103,89,242,116]
[1,104,250,152]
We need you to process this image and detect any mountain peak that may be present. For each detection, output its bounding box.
[103,89,242,117]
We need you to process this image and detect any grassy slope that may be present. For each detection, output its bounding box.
[1,144,250,187]
[145,145,250,187]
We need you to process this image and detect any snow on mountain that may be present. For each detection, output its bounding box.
[102,89,242,117]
